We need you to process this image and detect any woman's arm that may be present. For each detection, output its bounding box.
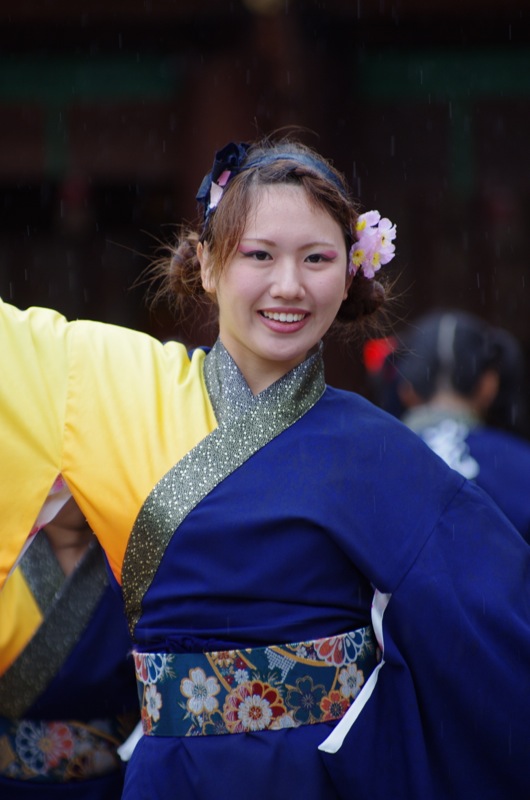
[0,299,69,587]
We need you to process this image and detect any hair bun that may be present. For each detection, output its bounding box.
[337,275,386,323]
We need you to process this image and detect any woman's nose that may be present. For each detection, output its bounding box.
[270,261,305,299]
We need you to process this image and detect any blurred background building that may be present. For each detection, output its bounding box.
[1,0,529,395]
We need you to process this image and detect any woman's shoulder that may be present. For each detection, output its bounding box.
[322,384,428,442]
[314,384,463,492]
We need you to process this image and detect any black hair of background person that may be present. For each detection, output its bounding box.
[374,309,529,439]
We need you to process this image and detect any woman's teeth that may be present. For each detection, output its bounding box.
[262,311,305,323]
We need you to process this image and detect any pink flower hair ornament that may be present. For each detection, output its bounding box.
[349,210,397,279]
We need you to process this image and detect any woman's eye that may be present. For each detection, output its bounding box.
[305,253,328,264]
[245,250,271,261]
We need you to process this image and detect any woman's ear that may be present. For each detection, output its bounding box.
[197,242,215,294]
[343,271,353,300]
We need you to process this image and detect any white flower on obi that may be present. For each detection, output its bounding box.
[234,668,250,684]
[145,684,163,722]
[238,693,273,731]
[338,663,365,699]
[181,668,220,715]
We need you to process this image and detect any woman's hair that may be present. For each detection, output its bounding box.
[149,136,390,340]
[396,310,502,400]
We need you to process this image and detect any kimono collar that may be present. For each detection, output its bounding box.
[402,404,480,435]
[203,338,325,425]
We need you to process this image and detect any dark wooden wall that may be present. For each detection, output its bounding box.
[1,0,529,401]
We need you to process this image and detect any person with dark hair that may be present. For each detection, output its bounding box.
[0,137,529,800]
[0,488,140,799]
[388,309,530,542]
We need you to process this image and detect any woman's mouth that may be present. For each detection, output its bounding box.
[260,311,307,323]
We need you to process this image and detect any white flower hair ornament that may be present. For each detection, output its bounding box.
[349,210,397,279]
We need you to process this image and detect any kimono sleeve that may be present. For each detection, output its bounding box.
[0,299,69,587]
[319,481,530,799]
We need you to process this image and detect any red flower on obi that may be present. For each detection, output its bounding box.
[320,690,350,721]
[223,680,286,733]
[314,636,348,666]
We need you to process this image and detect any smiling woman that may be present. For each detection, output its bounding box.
[198,183,351,393]
[0,135,529,800]
[152,139,394,360]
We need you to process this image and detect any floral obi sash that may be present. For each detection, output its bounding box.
[134,626,380,737]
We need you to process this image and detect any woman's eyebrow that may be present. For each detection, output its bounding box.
[240,237,338,249]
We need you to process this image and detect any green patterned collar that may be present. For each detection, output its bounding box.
[123,339,326,636]
[204,337,324,423]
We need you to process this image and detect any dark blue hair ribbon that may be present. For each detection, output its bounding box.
[196,142,250,221]
[242,153,346,194]
[196,141,347,222]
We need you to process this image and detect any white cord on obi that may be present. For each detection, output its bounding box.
[318,590,391,754]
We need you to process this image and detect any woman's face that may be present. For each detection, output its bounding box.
[199,184,350,394]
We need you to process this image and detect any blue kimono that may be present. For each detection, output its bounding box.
[403,405,530,542]
[1,300,529,800]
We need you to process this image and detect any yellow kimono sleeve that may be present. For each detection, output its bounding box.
[0,299,217,589]
[0,300,69,587]
[62,319,216,583]
[0,567,42,674]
